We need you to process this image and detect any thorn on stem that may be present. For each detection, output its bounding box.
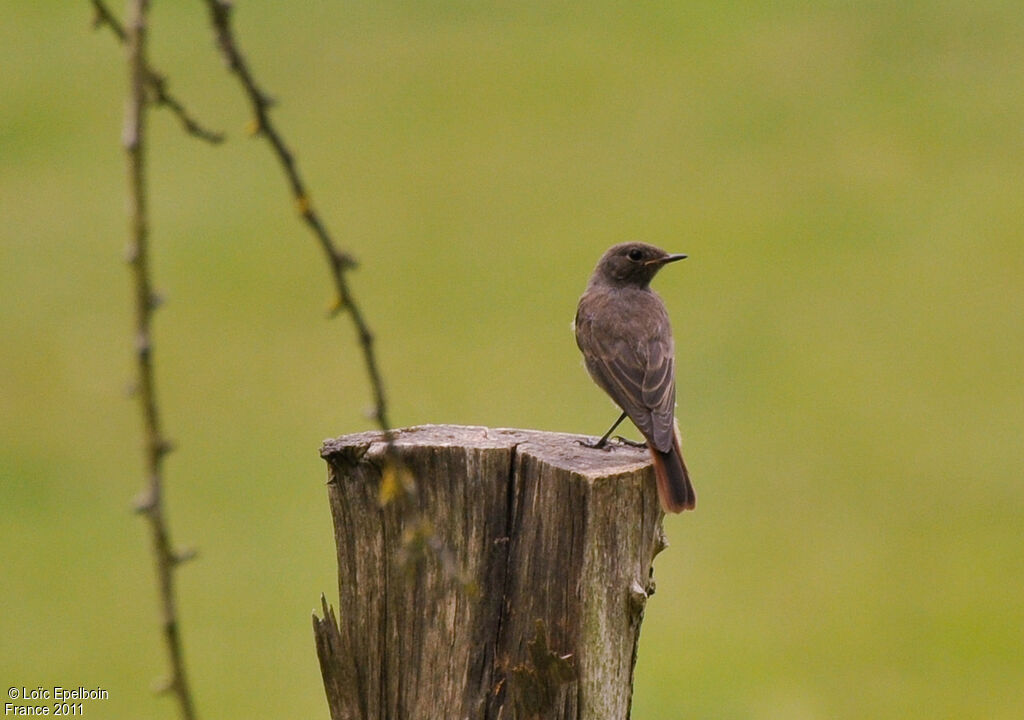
[326,296,345,317]
[133,487,157,514]
[173,546,198,565]
[154,437,176,458]
[332,249,357,271]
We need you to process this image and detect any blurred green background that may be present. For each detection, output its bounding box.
[2,1,1022,718]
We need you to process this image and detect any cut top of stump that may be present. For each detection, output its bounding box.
[320,423,653,479]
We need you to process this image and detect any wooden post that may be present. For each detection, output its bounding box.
[313,424,668,720]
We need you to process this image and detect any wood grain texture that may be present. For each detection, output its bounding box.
[313,425,668,720]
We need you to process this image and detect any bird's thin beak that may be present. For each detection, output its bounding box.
[647,253,688,265]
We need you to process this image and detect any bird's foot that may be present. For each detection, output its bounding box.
[613,436,648,449]
[578,438,612,451]
[578,436,647,451]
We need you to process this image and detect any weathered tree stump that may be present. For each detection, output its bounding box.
[313,424,668,720]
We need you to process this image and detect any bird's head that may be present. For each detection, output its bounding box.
[591,242,687,288]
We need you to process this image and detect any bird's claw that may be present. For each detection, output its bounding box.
[613,436,648,449]
[578,436,647,451]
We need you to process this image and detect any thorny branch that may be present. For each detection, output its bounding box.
[194,1,473,587]
[97,0,459,702]
[198,0,391,433]
[122,1,199,719]
[194,1,478,593]
[91,0,224,144]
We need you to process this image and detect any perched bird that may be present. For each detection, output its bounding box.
[575,242,695,512]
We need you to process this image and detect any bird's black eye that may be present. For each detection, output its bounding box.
[627,248,644,262]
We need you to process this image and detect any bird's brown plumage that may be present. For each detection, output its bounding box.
[575,242,695,512]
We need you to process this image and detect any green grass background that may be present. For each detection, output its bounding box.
[2,2,1022,718]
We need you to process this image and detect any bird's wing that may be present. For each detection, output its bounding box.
[640,333,677,453]
[577,311,677,452]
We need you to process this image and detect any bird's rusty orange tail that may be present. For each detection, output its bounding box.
[649,421,695,513]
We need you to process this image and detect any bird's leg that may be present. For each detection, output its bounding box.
[579,411,628,450]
